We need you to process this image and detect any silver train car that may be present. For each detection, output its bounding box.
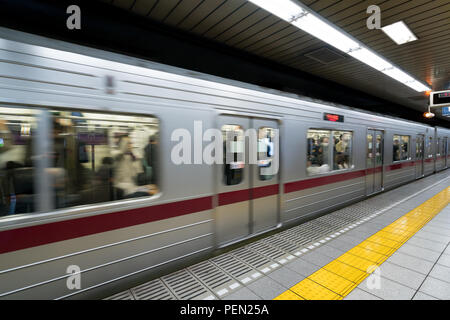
[0,28,448,299]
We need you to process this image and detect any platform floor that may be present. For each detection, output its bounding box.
[106,171,450,300]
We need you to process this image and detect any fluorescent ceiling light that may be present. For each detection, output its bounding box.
[404,80,431,92]
[382,21,418,45]
[347,47,392,71]
[248,0,430,92]
[382,67,415,83]
[291,13,360,53]
[247,0,305,22]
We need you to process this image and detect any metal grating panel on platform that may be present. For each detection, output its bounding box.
[131,279,175,300]
[263,234,299,253]
[231,246,273,272]
[211,253,252,277]
[104,290,135,300]
[161,269,212,300]
[248,240,285,261]
[188,260,240,298]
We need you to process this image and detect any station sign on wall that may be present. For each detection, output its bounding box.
[430,90,450,108]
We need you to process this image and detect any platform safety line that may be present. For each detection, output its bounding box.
[274,186,450,300]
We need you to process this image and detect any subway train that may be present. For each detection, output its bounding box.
[0,28,449,300]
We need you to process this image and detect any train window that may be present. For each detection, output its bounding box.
[0,107,39,216]
[222,125,244,185]
[50,110,159,209]
[416,136,423,159]
[437,138,441,156]
[393,135,410,162]
[307,129,353,175]
[427,137,433,158]
[258,127,276,181]
[307,129,331,175]
[333,131,353,170]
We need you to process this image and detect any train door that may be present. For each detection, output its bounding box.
[216,114,280,246]
[366,129,384,195]
[252,119,279,234]
[415,134,424,178]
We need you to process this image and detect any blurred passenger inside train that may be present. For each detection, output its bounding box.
[335,133,351,169]
[113,135,149,199]
[143,134,158,185]
[0,117,36,215]
[319,136,330,168]
[0,109,160,216]
[393,139,400,161]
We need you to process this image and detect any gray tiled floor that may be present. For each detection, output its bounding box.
[428,264,450,283]
[436,253,450,267]
[300,250,335,267]
[246,277,288,300]
[344,288,381,300]
[356,276,416,300]
[412,291,439,300]
[285,257,321,277]
[374,262,426,290]
[418,277,450,300]
[267,267,305,288]
[386,251,435,275]
[222,287,261,300]
[404,236,447,253]
[396,243,442,262]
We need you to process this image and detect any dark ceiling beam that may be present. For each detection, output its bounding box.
[0,0,448,127]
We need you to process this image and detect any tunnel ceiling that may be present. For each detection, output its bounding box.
[100,0,450,120]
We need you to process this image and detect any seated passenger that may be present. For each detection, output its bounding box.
[393,140,400,161]
[143,135,158,185]
[95,157,114,202]
[113,136,147,198]
[318,137,330,166]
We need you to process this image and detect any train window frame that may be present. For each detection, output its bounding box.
[257,126,277,181]
[221,124,245,186]
[0,105,41,219]
[436,138,441,156]
[306,128,354,177]
[0,105,162,223]
[392,134,411,163]
[427,136,433,158]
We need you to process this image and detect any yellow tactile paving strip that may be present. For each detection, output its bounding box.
[275,186,450,300]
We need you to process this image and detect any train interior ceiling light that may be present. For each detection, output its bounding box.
[248,0,431,92]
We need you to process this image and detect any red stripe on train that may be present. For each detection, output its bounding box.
[253,184,279,199]
[386,161,416,171]
[366,166,383,175]
[218,189,250,206]
[284,169,366,194]
[218,184,279,206]
[0,196,212,255]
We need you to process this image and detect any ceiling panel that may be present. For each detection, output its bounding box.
[104,0,450,120]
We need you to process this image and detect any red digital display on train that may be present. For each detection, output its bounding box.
[323,113,344,122]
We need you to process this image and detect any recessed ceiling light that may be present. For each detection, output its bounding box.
[381,21,418,45]
[248,0,430,92]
